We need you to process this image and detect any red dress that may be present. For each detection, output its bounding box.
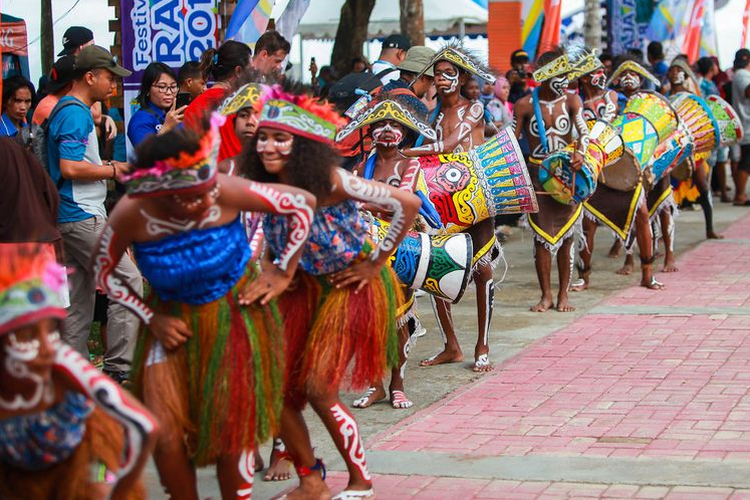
[184,87,242,162]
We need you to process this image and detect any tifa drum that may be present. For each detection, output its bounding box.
[416,127,538,233]
[648,120,694,184]
[705,94,743,146]
[368,217,473,303]
[669,92,719,162]
[539,120,624,205]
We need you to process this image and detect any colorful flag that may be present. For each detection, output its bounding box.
[276,0,311,46]
[646,0,689,41]
[681,0,705,63]
[539,0,562,52]
[521,0,545,60]
[742,0,750,47]
[699,0,718,57]
[226,0,275,48]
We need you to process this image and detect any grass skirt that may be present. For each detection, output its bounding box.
[131,263,283,467]
[280,262,403,408]
[0,408,144,499]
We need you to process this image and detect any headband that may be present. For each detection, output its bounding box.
[533,53,571,83]
[335,99,437,143]
[608,60,661,88]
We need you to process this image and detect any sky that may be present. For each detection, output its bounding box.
[3,0,748,86]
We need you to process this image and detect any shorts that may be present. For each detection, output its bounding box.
[711,146,729,164]
[739,144,750,173]
[731,144,741,163]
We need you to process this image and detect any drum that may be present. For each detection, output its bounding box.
[604,92,678,191]
[416,127,538,233]
[539,120,624,205]
[705,95,743,146]
[368,218,473,303]
[669,92,719,162]
[648,120,694,183]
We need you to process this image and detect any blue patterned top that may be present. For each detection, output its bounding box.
[0,391,93,471]
[264,200,367,275]
[133,217,251,304]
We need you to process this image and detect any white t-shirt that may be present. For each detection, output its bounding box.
[732,68,750,145]
[371,60,400,85]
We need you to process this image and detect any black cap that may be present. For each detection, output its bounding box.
[58,26,94,56]
[734,49,750,70]
[511,49,529,64]
[75,45,132,77]
[46,55,77,94]
[382,34,411,51]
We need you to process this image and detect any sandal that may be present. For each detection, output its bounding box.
[332,489,375,500]
[390,390,413,409]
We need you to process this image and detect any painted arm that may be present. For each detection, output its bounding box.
[397,158,421,193]
[403,101,484,155]
[55,344,157,499]
[571,97,590,155]
[602,90,618,122]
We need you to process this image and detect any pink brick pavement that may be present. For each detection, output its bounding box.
[345,212,750,498]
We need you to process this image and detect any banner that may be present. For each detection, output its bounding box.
[276,0,311,46]
[609,0,647,55]
[538,0,562,53]
[225,0,274,48]
[742,0,750,47]
[699,0,717,58]
[521,0,544,60]
[681,0,705,62]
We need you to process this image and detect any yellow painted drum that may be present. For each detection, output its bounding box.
[705,95,743,146]
[669,92,720,162]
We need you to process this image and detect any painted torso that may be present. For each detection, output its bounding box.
[582,90,618,122]
[435,100,485,153]
[527,95,573,160]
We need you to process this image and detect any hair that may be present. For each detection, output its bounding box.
[696,57,715,76]
[627,48,645,62]
[255,30,291,56]
[2,75,34,107]
[178,61,203,85]
[535,47,565,68]
[199,41,253,81]
[132,127,202,171]
[647,41,664,60]
[599,52,614,64]
[136,62,177,108]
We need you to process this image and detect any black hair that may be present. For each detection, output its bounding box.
[199,41,253,82]
[535,48,565,68]
[599,52,614,64]
[696,57,715,76]
[255,31,291,56]
[647,41,664,60]
[178,61,203,85]
[136,62,177,109]
[2,75,34,108]
[133,127,201,171]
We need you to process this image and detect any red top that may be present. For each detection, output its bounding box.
[184,87,242,162]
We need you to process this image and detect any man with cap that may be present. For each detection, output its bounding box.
[32,55,76,125]
[371,34,412,85]
[382,46,436,107]
[46,45,143,384]
[507,49,532,103]
[732,48,750,206]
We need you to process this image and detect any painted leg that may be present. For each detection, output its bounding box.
[279,405,330,500]
[556,237,576,312]
[695,166,723,239]
[472,262,494,372]
[390,316,416,408]
[571,218,596,292]
[660,209,678,272]
[531,240,554,312]
[263,438,293,482]
[634,203,664,290]
[216,451,254,499]
[420,296,464,366]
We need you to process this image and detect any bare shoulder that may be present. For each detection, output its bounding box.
[566,92,583,109]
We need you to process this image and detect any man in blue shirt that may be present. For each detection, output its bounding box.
[48,45,143,383]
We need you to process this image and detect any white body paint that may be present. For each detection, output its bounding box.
[330,403,371,481]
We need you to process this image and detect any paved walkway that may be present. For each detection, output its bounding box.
[321,212,750,499]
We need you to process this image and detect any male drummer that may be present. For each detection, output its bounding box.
[571,54,664,291]
[513,47,590,312]
[337,94,437,408]
[403,43,500,372]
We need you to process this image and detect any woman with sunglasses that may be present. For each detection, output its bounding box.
[127,62,187,146]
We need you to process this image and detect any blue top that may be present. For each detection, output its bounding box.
[0,392,93,471]
[653,60,669,79]
[47,96,108,223]
[132,217,251,304]
[264,200,367,276]
[699,78,720,98]
[0,112,26,137]
[127,101,166,146]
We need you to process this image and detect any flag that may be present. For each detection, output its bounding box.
[699,0,717,58]
[276,0,311,46]
[521,0,545,59]
[539,0,562,52]
[681,0,705,63]
[225,0,275,48]
[609,0,643,54]
[742,0,750,47]
[646,0,689,41]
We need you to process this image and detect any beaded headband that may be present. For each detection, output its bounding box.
[255,86,342,144]
[608,60,661,88]
[533,53,571,83]
[336,99,437,142]
[567,47,603,81]
[419,43,496,84]
[122,114,223,198]
[219,83,264,116]
[0,244,67,335]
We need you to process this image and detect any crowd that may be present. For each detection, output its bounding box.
[1,22,749,499]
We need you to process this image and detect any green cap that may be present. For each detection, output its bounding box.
[75,45,132,77]
[397,46,436,77]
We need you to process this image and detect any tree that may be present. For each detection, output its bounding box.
[584,0,602,51]
[41,0,54,75]
[330,0,376,77]
[400,0,424,47]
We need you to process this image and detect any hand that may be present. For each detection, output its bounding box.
[148,314,192,350]
[238,266,293,306]
[162,100,187,133]
[329,259,383,293]
[103,114,117,141]
[570,150,584,172]
[112,161,131,180]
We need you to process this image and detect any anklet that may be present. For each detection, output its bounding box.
[296,458,326,480]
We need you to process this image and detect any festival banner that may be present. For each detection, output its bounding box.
[681,0,705,63]
[609,0,647,55]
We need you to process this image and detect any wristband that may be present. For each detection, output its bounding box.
[106,161,116,180]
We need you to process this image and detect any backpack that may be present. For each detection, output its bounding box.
[327,66,398,112]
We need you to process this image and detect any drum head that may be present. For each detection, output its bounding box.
[600,148,642,192]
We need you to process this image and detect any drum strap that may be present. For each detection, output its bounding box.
[363,152,377,180]
[532,87,549,154]
[415,102,443,148]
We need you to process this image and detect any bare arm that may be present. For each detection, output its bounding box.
[60,158,129,181]
[603,90,618,122]
[403,101,484,155]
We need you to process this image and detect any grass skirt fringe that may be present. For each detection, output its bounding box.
[131,263,283,467]
[281,265,403,408]
[0,408,144,499]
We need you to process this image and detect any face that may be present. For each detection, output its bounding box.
[434,61,463,96]
[602,59,613,76]
[463,79,480,100]
[590,68,607,90]
[88,69,117,101]
[150,73,178,109]
[371,120,405,147]
[169,181,220,220]
[5,87,32,122]
[234,107,258,142]
[619,70,641,91]
[546,74,569,97]
[255,49,288,76]
[668,66,686,85]
[412,75,433,98]
[497,81,510,101]
[185,76,207,98]
[1,319,60,382]
[257,128,294,174]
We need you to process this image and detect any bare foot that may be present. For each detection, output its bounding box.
[352,386,386,409]
[707,231,724,240]
[332,488,375,500]
[556,292,576,312]
[473,352,494,372]
[281,478,331,500]
[616,262,634,275]
[390,390,413,409]
[530,294,554,312]
[608,240,623,258]
[663,256,679,273]
[570,278,588,292]
[641,276,665,290]
[420,347,464,367]
[254,446,264,472]
[721,194,732,203]
[264,448,292,482]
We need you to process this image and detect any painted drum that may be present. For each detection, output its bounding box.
[415,128,538,233]
[648,120,694,184]
[669,92,719,162]
[368,217,474,303]
[539,120,624,205]
[705,94,743,146]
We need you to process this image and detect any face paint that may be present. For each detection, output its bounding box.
[549,75,569,97]
[371,122,404,147]
[591,69,607,90]
[257,136,293,156]
[6,333,41,362]
[672,71,686,85]
[620,73,641,90]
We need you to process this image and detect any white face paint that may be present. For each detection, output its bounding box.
[590,69,607,90]
[549,75,569,97]
[6,333,41,362]
[371,122,404,147]
[620,73,641,91]
[257,136,293,156]
[672,70,686,85]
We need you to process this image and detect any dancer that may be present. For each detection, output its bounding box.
[0,243,157,499]
[571,53,664,291]
[403,42,501,371]
[92,118,316,499]
[339,95,436,409]
[241,85,420,499]
[513,48,590,312]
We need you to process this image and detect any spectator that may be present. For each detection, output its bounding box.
[732,48,750,206]
[697,56,720,97]
[351,56,370,73]
[507,49,531,103]
[480,80,495,106]
[485,76,513,130]
[647,42,668,80]
[371,34,411,85]
[46,45,142,382]
[32,55,76,125]
[177,61,207,105]
[1,76,33,138]
[252,30,291,79]
[600,52,614,77]
[462,78,481,101]
[127,62,184,146]
[383,45,435,110]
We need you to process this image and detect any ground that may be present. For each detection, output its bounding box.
[142,201,750,499]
